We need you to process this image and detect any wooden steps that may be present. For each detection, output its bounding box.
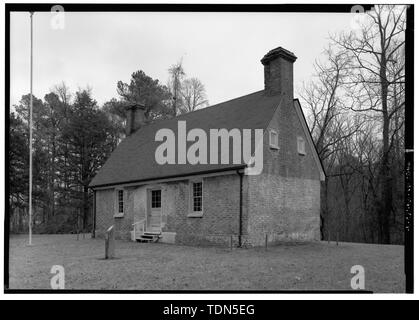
[135,231,161,243]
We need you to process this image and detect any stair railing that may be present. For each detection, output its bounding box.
[132,219,146,240]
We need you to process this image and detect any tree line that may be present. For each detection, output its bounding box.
[9,61,208,233]
[302,5,405,244]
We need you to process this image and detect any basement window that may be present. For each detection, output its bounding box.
[188,180,203,217]
[269,129,279,149]
[297,136,306,155]
[114,189,124,218]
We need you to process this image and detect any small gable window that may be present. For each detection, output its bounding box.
[297,136,306,155]
[188,180,203,217]
[114,189,124,217]
[269,129,279,149]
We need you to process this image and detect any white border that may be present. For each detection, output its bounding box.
[1,0,416,301]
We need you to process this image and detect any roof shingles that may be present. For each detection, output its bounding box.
[89,90,281,188]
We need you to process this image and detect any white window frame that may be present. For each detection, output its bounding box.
[297,136,306,155]
[188,179,203,217]
[269,129,279,149]
[114,188,125,218]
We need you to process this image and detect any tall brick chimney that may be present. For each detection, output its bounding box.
[261,47,297,100]
[125,103,146,136]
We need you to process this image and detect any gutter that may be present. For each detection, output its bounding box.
[237,169,244,247]
[92,190,96,238]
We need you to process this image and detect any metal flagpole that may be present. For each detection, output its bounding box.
[29,11,34,246]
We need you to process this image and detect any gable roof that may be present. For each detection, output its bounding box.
[293,99,326,181]
[89,90,282,188]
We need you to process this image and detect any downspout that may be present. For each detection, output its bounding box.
[92,190,96,238]
[237,170,244,247]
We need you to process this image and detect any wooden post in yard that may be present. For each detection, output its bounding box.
[105,225,115,259]
[76,211,79,240]
[336,231,339,246]
[265,234,268,251]
[230,235,233,251]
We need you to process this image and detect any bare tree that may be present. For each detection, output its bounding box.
[352,121,381,242]
[300,47,362,240]
[331,5,406,243]
[53,81,72,106]
[180,77,209,113]
[168,60,185,116]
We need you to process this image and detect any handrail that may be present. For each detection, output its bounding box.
[132,219,146,240]
[132,219,146,226]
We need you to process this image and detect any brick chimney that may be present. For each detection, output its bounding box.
[125,103,146,136]
[261,47,297,100]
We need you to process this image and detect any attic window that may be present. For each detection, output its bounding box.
[114,189,124,218]
[297,136,306,155]
[269,129,279,149]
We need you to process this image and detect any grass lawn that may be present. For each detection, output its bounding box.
[8,234,404,292]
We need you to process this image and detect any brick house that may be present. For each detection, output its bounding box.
[89,46,325,246]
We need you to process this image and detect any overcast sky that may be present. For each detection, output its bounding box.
[10,11,355,108]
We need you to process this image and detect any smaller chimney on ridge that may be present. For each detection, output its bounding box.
[125,103,146,136]
[261,47,297,100]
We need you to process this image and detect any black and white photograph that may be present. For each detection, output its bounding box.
[3,2,414,299]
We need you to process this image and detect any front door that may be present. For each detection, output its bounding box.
[147,189,162,233]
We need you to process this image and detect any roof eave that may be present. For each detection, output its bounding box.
[89,164,247,190]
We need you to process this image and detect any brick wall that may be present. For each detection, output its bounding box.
[264,101,320,180]
[95,187,135,240]
[247,174,320,245]
[245,93,321,245]
[165,174,245,246]
[264,55,294,100]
